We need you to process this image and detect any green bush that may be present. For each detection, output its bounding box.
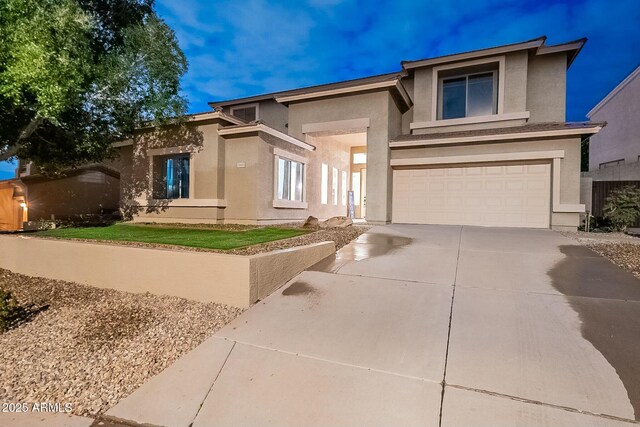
[0,289,25,333]
[603,186,640,231]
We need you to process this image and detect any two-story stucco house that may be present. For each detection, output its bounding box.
[586,65,640,180]
[115,36,603,231]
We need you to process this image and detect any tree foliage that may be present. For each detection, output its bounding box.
[603,185,640,231]
[581,138,589,172]
[0,0,187,172]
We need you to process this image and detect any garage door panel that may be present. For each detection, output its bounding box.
[506,165,525,174]
[393,163,551,229]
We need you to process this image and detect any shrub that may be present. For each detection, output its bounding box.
[0,289,26,333]
[603,186,640,231]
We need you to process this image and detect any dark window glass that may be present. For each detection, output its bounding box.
[162,155,190,199]
[441,72,496,119]
[467,73,495,117]
[232,106,257,122]
[442,77,466,119]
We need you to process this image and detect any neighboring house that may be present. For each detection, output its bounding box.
[0,179,26,231]
[586,65,640,180]
[0,160,120,230]
[116,36,602,230]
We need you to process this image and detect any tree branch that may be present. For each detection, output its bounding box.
[0,145,19,162]
[0,117,43,161]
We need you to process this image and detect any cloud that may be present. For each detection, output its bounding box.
[156,0,640,121]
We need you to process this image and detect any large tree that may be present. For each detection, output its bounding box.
[0,0,187,172]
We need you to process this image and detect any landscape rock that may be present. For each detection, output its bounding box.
[320,216,353,229]
[302,216,319,228]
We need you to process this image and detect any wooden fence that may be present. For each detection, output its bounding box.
[591,180,640,226]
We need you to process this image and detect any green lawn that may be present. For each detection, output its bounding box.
[36,224,308,250]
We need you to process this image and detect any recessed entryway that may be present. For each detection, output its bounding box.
[307,131,367,220]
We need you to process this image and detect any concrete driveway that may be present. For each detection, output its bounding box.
[107,225,640,427]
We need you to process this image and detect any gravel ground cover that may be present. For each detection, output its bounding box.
[0,270,243,417]
[562,231,640,279]
[31,223,370,255]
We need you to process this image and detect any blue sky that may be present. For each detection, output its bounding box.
[1,0,639,179]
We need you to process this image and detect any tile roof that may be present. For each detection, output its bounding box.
[209,72,403,108]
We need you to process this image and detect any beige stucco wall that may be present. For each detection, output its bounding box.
[292,134,351,220]
[580,177,593,213]
[503,50,528,113]
[588,70,640,171]
[120,120,229,222]
[400,77,415,135]
[223,134,261,222]
[249,241,335,301]
[412,67,433,124]
[526,51,567,122]
[390,136,583,228]
[409,50,568,133]
[119,116,357,224]
[287,90,402,224]
[222,131,351,223]
[130,207,225,223]
[411,51,531,124]
[192,124,225,199]
[25,171,120,220]
[0,236,335,308]
[223,99,289,134]
[583,161,640,181]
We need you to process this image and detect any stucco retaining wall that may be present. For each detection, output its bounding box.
[0,236,335,308]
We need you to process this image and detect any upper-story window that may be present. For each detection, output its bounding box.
[230,103,258,122]
[438,71,497,120]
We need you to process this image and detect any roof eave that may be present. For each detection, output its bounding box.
[536,38,587,69]
[275,78,412,110]
[401,36,547,70]
[218,123,316,151]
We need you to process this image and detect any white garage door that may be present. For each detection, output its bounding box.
[392,162,551,228]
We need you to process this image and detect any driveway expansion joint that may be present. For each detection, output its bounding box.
[216,337,442,384]
[438,225,463,427]
[330,270,455,287]
[447,383,640,425]
[188,341,236,427]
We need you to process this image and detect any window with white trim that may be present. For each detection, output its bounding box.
[276,157,304,202]
[353,152,366,164]
[321,163,328,204]
[438,71,497,120]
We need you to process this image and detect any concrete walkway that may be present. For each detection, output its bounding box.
[104,225,640,426]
